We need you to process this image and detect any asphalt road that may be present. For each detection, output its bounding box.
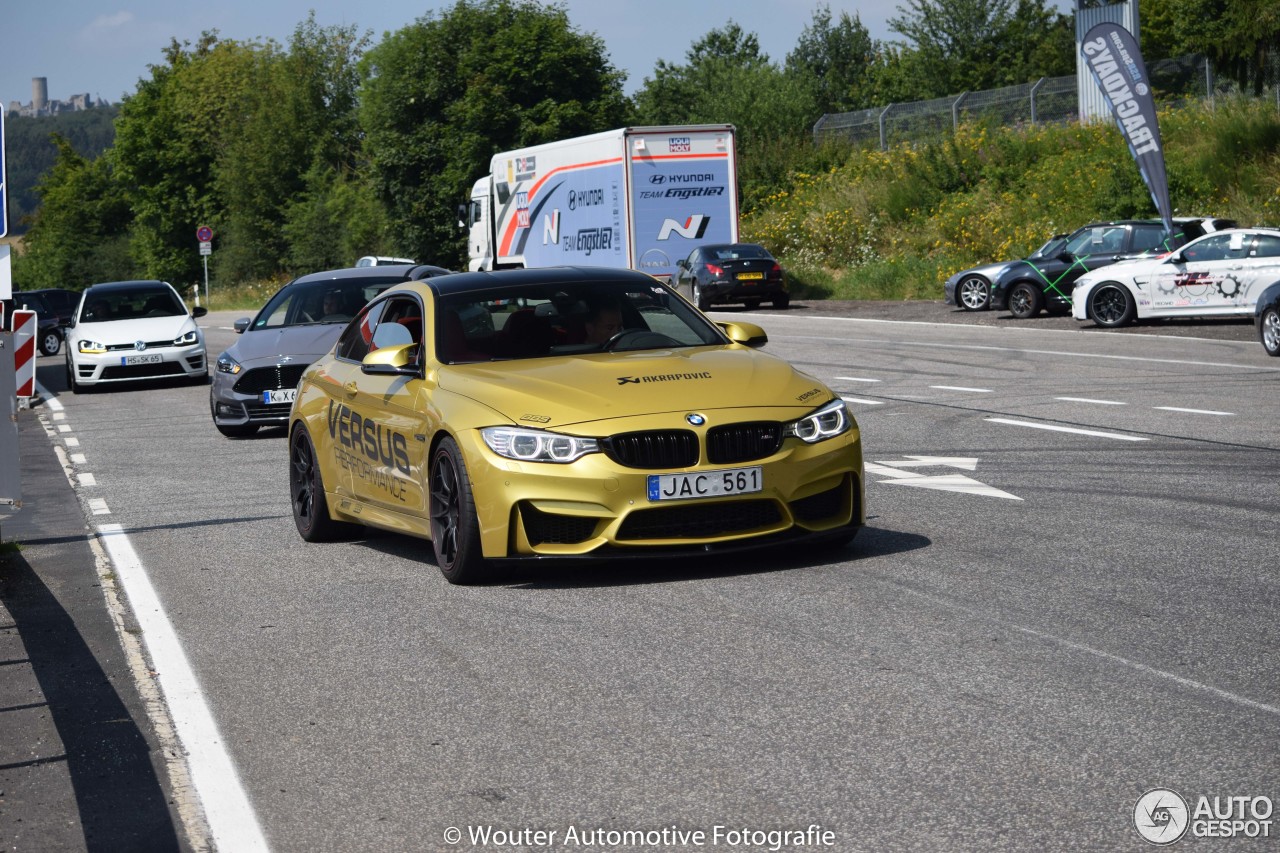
[25,301,1280,852]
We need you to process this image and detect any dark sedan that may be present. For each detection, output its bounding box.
[1256,279,1280,357]
[674,243,789,311]
[8,288,80,354]
[210,264,453,437]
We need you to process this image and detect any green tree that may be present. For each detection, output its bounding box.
[633,24,821,210]
[358,0,628,266]
[883,0,1072,98]
[3,108,119,234]
[14,135,133,289]
[1172,0,1280,94]
[785,6,880,114]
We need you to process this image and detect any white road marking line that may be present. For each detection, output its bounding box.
[70,453,87,464]
[57,424,71,433]
[1056,397,1126,405]
[97,524,270,852]
[889,582,1280,719]
[985,417,1149,441]
[835,376,881,383]
[65,437,80,448]
[840,396,884,406]
[930,385,992,393]
[36,381,63,411]
[88,498,111,515]
[78,473,97,487]
[1154,406,1235,416]
[52,412,66,421]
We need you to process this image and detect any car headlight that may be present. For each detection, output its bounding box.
[216,353,243,375]
[481,426,599,463]
[783,399,852,444]
[174,330,199,346]
[77,339,106,354]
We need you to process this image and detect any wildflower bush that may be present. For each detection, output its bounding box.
[742,98,1280,300]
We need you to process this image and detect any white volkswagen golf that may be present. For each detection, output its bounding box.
[1072,227,1280,327]
[64,280,208,392]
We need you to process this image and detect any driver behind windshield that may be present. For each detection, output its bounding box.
[583,299,623,344]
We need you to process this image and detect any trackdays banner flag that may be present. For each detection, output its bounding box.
[1081,22,1174,236]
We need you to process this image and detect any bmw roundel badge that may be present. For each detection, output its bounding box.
[686,413,706,426]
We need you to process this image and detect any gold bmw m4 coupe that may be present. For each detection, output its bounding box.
[288,267,864,583]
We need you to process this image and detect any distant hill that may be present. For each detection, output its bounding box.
[5,107,119,234]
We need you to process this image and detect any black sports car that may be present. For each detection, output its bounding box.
[674,243,789,311]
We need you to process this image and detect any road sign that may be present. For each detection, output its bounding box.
[199,242,212,256]
[197,225,213,243]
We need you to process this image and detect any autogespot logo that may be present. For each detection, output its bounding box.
[1134,789,1190,845]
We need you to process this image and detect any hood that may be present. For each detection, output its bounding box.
[76,315,199,344]
[438,346,827,428]
[224,324,344,368]
[948,260,1016,283]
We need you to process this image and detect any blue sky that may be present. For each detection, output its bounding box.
[4,1,1072,108]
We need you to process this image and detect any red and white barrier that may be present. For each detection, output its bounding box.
[12,308,35,398]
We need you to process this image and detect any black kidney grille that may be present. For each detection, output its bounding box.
[603,430,698,469]
[618,500,782,540]
[234,364,309,395]
[706,421,782,464]
[521,504,598,545]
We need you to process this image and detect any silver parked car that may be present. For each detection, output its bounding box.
[209,264,451,437]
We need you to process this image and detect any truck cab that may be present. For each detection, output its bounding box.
[464,177,493,271]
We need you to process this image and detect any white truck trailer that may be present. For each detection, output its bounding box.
[463,125,738,281]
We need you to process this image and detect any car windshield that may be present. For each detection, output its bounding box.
[1032,236,1067,258]
[434,278,726,363]
[80,286,185,323]
[251,279,399,330]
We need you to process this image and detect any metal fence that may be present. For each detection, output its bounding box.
[813,55,1279,150]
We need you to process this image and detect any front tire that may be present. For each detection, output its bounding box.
[39,330,62,356]
[957,275,991,311]
[1008,282,1043,319]
[1089,283,1135,328]
[1259,307,1280,356]
[289,425,356,541]
[429,437,487,584]
[772,294,790,310]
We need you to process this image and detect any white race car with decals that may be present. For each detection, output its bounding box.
[1072,228,1280,327]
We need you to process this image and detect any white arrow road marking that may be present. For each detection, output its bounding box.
[873,455,978,471]
[866,458,1021,500]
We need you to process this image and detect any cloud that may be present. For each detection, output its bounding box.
[87,11,136,32]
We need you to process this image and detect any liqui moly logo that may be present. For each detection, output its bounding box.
[669,136,691,152]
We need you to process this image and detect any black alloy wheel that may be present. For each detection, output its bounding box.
[289,426,355,541]
[1008,282,1043,319]
[1089,284,1136,328]
[429,437,486,584]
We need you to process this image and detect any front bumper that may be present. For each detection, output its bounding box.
[69,344,207,385]
[211,362,310,428]
[453,426,864,560]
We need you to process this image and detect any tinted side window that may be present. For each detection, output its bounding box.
[1182,235,1233,263]
[1130,226,1165,253]
[1250,234,1280,258]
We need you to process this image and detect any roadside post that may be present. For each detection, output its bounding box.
[11,308,34,411]
[0,326,20,514]
[197,225,213,307]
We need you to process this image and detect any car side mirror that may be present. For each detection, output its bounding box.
[675,259,688,270]
[717,321,768,348]
[60,317,75,328]
[233,317,251,333]
[361,343,419,376]
[192,306,208,318]
[1057,251,1074,262]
